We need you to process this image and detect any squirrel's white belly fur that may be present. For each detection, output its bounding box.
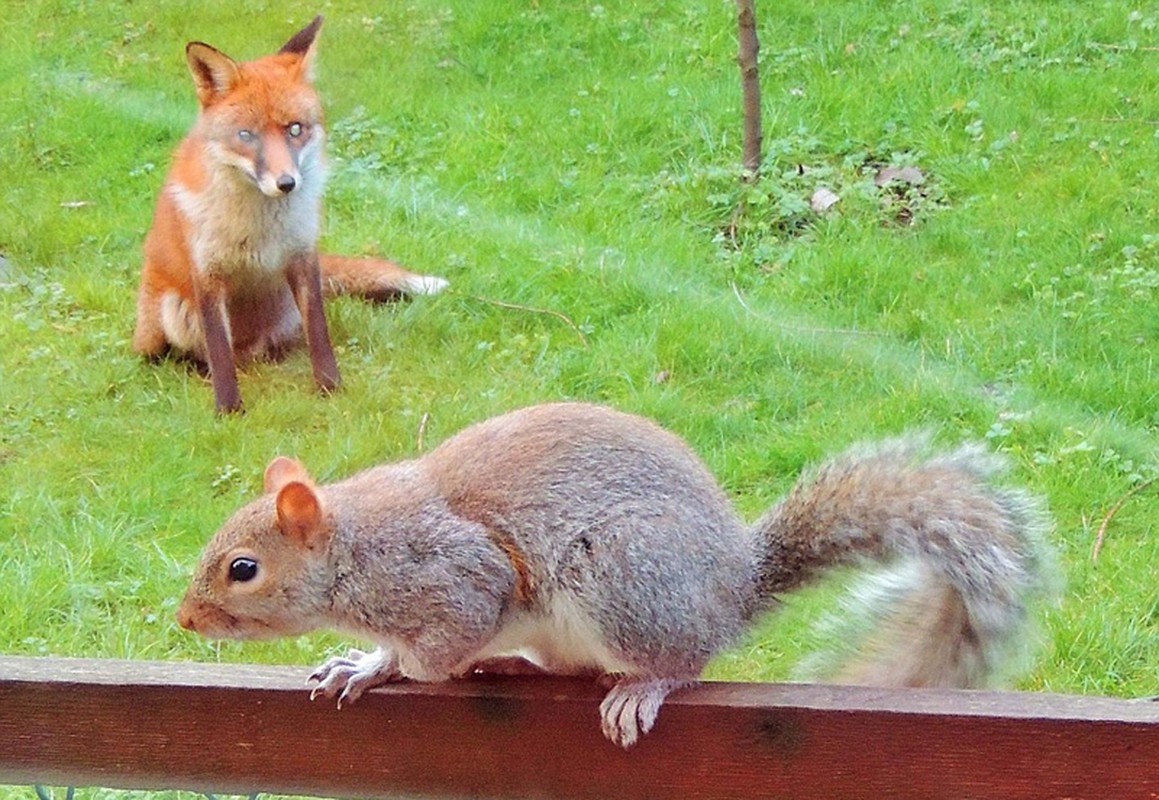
[366,594,633,682]
[464,593,636,675]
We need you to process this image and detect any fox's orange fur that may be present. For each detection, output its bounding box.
[133,16,446,413]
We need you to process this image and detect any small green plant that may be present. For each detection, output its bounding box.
[646,125,949,277]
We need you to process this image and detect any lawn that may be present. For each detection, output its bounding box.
[2,0,1159,793]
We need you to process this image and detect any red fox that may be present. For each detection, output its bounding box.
[132,16,447,413]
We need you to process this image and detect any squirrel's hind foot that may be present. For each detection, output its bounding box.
[598,677,693,748]
[308,646,403,707]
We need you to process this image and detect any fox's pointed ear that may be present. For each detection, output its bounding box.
[264,456,314,494]
[275,480,331,549]
[186,42,240,106]
[280,15,323,56]
[279,15,322,81]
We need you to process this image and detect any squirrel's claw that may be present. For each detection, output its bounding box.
[597,677,691,748]
[307,648,368,686]
[307,646,401,706]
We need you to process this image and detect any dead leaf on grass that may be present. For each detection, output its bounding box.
[810,187,841,213]
[874,165,925,186]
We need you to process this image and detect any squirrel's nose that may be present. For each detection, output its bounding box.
[275,174,297,194]
[175,603,196,631]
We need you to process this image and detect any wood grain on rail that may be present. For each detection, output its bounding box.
[1,656,1157,799]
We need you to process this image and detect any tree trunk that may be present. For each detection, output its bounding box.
[736,0,762,180]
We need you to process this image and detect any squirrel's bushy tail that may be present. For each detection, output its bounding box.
[754,437,1054,689]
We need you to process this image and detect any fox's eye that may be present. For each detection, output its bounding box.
[228,557,259,583]
[237,129,255,143]
[287,122,303,137]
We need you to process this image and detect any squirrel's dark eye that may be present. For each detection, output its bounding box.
[229,557,259,583]
[238,129,255,142]
[287,122,303,137]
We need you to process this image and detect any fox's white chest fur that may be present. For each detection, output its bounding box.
[173,137,327,279]
[158,135,328,360]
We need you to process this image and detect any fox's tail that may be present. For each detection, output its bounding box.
[319,254,448,302]
[754,437,1054,689]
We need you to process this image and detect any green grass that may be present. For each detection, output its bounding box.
[3,0,1159,793]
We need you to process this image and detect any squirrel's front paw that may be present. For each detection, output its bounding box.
[308,646,402,708]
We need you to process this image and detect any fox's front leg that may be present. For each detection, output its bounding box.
[286,250,340,394]
[194,277,242,414]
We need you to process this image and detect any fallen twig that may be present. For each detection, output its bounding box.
[417,411,430,452]
[1090,42,1159,52]
[1074,116,1159,125]
[468,294,588,347]
[1091,476,1158,561]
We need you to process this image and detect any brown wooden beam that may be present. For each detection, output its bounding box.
[1,656,1158,799]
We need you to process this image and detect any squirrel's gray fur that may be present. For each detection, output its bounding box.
[178,402,1053,747]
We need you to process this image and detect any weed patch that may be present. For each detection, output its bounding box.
[646,127,948,274]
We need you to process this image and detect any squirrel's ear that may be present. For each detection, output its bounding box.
[275,481,330,548]
[185,42,240,106]
[264,456,313,494]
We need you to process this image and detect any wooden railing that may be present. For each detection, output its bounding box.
[1,656,1157,799]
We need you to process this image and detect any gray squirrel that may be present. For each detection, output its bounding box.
[177,402,1052,747]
